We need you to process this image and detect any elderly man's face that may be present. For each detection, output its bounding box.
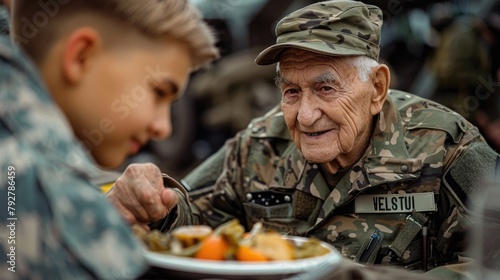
[278,49,384,170]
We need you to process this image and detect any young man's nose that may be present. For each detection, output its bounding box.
[149,108,172,140]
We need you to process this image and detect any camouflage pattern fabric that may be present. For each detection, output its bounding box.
[175,90,499,279]
[255,0,383,65]
[0,6,147,280]
[0,5,8,36]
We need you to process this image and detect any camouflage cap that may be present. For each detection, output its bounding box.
[255,0,383,65]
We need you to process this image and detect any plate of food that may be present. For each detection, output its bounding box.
[134,220,342,280]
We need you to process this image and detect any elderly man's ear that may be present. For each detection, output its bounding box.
[369,64,390,115]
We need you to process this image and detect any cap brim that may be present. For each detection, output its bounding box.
[254,42,367,65]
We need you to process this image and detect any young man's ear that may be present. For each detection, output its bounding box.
[369,64,390,116]
[63,27,101,84]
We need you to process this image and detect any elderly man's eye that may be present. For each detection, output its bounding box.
[319,86,334,92]
[283,88,299,95]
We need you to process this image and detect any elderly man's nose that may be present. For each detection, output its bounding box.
[297,95,320,126]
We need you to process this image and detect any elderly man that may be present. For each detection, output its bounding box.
[108,0,499,278]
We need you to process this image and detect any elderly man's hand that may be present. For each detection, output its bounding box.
[106,163,179,229]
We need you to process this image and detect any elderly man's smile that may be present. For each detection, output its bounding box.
[305,130,329,136]
[303,129,334,137]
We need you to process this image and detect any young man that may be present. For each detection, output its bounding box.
[0,0,218,279]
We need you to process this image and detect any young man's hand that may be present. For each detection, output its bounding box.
[106,163,179,230]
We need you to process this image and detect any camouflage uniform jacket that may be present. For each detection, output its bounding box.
[173,89,499,276]
[0,6,147,280]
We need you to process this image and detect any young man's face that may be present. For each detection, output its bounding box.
[65,38,191,168]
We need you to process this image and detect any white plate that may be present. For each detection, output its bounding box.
[143,236,342,280]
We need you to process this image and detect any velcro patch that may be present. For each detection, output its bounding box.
[354,193,436,213]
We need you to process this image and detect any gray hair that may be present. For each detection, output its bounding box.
[350,56,379,82]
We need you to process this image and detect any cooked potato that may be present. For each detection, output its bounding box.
[251,232,294,261]
[171,225,213,247]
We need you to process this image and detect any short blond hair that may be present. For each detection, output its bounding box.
[12,0,219,70]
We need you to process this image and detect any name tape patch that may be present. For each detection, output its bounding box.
[354,192,436,213]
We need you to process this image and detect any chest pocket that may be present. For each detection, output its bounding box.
[243,188,322,221]
[364,157,423,187]
[242,190,293,219]
[242,188,322,236]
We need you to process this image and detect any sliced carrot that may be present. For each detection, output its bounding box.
[195,235,230,260]
[236,245,268,262]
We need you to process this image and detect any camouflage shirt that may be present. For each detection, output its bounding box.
[174,90,498,277]
[0,6,147,280]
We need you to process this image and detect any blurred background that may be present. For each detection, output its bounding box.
[117,0,500,180]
